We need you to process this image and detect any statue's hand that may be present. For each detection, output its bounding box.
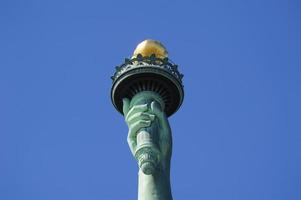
[123,98,172,170]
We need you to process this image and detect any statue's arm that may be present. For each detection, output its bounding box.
[123,99,173,200]
[138,168,172,200]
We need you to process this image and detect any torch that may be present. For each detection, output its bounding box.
[110,40,184,174]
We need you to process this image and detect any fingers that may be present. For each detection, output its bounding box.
[122,98,130,116]
[150,101,164,120]
[125,104,148,122]
[128,120,152,141]
[125,103,156,155]
[126,112,153,156]
[150,100,171,139]
[127,112,155,124]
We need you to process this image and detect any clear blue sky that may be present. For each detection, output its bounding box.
[0,0,300,199]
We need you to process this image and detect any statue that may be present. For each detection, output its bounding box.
[111,40,184,200]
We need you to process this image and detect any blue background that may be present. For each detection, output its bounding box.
[1,0,300,199]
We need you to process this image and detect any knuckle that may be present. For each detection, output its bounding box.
[139,120,147,124]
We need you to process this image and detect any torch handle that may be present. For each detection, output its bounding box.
[135,126,160,175]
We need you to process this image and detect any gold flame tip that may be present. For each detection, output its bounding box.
[132,39,168,59]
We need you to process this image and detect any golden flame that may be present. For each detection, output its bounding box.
[132,39,168,59]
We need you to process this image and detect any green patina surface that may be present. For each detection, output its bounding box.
[123,91,173,200]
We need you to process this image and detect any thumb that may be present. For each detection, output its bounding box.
[150,101,163,119]
[122,98,130,116]
[151,101,170,133]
